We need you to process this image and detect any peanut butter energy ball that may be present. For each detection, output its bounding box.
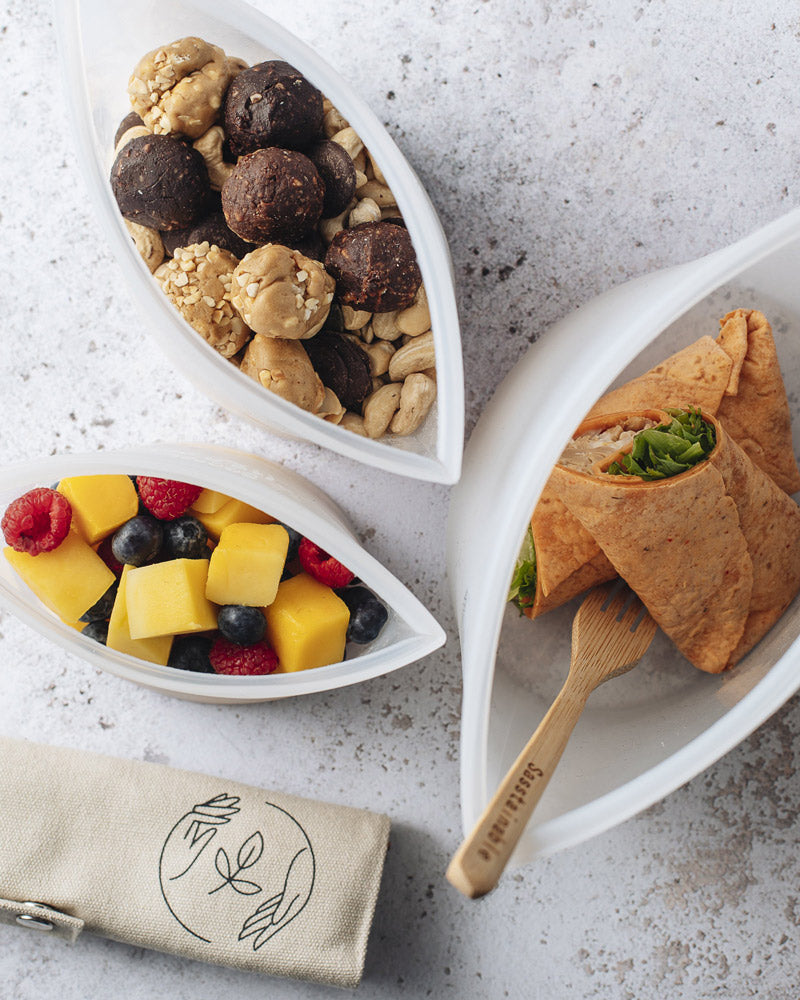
[111,134,211,231]
[240,335,325,412]
[324,221,422,312]
[222,148,325,244]
[231,245,335,340]
[155,242,250,358]
[223,60,324,156]
[128,36,245,139]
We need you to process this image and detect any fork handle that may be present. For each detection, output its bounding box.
[446,676,591,899]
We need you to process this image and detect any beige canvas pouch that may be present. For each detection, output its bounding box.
[0,736,390,988]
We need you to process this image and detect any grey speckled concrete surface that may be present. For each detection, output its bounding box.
[2,1,800,997]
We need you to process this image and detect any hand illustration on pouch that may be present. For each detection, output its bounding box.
[158,794,316,950]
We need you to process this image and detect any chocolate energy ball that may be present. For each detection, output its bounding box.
[303,333,372,411]
[114,111,145,147]
[307,140,356,218]
[222,147,324,244]
[161,210,254,259]
[224,60,323,156]
[111,133,211,231]
[288,229,327,262]
[325,221,422,312]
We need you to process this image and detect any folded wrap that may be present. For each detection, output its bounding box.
[549,410,800,672]
[524,309,800,618]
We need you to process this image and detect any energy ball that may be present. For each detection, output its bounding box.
[307,140,357,218]
[114,111,145,147]
[111,133,211,231]
[324,221,422,312]
[161,210,254,259]
[303,333,373,411]
[155,242,250,358]
[230,244,335,340]
[222,147,324,244]
[223,60,323,156]
[288,229,327,262]
[240,335,325,412]
[128,36,246,139]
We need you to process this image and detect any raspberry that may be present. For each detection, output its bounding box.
[209,637,278,676]
[298,537,354,588]
[136,477,202,521]
[2,488,72,555]
[96,536,124,576]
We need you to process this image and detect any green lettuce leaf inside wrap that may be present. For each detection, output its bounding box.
[508,525,537,613]
[606,408,716,481]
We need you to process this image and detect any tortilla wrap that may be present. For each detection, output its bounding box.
[523,308,800,619]
[549,411,800,673]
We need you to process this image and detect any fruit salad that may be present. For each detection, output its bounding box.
[1,475,388,675]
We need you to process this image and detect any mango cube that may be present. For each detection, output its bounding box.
[265,572,349,673]
[126,559,218,639]
[4,530,115,622]
[206,523,289,606]
[191,489,230,514]
[190,497,274,540]
[107,565,173,665]
[57,475,139,544]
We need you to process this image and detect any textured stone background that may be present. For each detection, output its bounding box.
[2,1,800,997]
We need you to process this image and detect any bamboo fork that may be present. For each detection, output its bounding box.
[447,582,658,899]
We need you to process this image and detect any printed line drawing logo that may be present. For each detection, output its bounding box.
[159,793,315,950]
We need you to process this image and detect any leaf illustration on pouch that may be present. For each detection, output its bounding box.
[209,834,264,896]
[160,796,314,947]
[238,846,314,949]
[214,848,232,881]
[237,831,264,870]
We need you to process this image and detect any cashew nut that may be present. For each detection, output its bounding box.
[339,412,368,436]
[114,124,151,157]
[348,197,381,227]
[331,126,363,161]
[357,180,397,208]
[367,151,387,186]
[389,373,437,436]
[388,331,436,382]
[363,383,402,438]
[193,125,234,190]
[125,219,164,272]
[396,284,431,336]
[362,340,395,377]
[371,311,402,342]
[320,203,353,244]
[316,386,346,424]
[323,103,350,139]
[341,305,372,330]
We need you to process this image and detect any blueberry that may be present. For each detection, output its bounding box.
[79,581,118,623]
[168,635,214,673]
[111,515,163,566]
[217,605,266,646]
[81,620,109,645]
[338,586,388,644]
[278,522,302,562]
[161,516,209,560]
